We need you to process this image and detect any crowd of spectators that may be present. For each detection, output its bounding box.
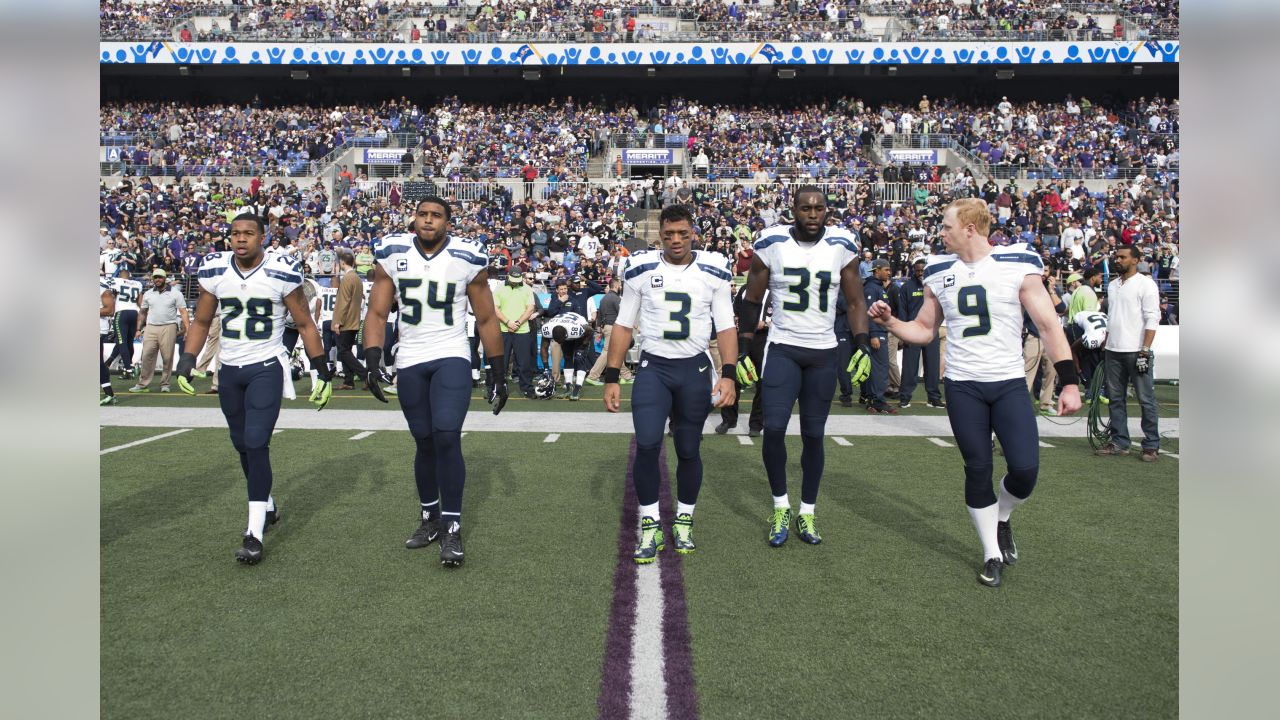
[99,0,1180,43]
[101,93,1179,184]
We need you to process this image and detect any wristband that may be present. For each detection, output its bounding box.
[602,367,621,384]
[853,332,870,349]
[721,363,736,380]
[1053,359,1079,386]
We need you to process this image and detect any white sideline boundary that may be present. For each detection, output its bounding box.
[100,407,1179,439]
[100,428,191,455]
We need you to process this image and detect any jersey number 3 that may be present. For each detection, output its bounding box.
[956,286,991,337]
[399,279,456,326]
[662,291,692,340]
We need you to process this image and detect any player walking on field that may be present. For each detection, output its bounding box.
[361,197,509,568]
[603,204,738,563]
[174,214,335,565]
[734,186,873,548]
[869,198,1082,587]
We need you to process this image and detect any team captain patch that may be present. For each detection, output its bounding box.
[650,275,664,288]
[944,274,956,287]
[396,258,409,271]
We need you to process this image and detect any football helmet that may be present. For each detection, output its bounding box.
[533,373,556,399]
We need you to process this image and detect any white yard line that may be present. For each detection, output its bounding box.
[737,435,753,446]
[927,437,953,448]
[544,433,560,443]
[629,563,668,720]
[349,431,374,441]
[1038,441,1055,448]
[1160,450,1180,459]
[100,407,1179,439]
[832,437,853,446]
[100,428,191,455]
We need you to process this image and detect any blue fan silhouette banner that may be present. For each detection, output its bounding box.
[100,41,1179,66]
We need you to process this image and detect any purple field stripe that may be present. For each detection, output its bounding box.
[657,444,700,720]
[597,437,639,720]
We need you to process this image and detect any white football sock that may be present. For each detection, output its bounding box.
[997,475,1025,522]
[676,502,695,517]
[773,494,790,509]
[247,501,268,540]
[574,369,587,387]
[309,369,318,390]
[638,502,660,524]
[967,503,1001,561]
[421,500,439,520]
[472,368,480,380]
[799,502,816,516]
[266,495,276,512]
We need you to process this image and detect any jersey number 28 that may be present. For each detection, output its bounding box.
[221,298,273,340]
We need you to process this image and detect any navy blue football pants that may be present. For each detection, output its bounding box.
[218,357,284,503]
[945,378,1039,508]
[760,342,837,505]
[397,357,472,520]
[631,352,714,508]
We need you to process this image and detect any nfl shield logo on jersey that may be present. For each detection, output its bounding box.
[651,276,664,288]
[397,258,409,271]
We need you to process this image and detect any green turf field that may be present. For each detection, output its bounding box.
[102,373,1183,418]
[101,422,1177,718]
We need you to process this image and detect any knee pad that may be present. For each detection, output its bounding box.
[1003,465,1038,500]
[414,435,436,456]
[672,427,701,461]
[963,464,997,507]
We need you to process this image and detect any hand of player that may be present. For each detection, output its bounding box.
[362,347,387,403]
[603,382,621,413]
[1057,383,1082,416]
[735,336,759,386]
[175,352,197,395]
[848,340,873,385]
[309,354,334,410]
[867,300,893,325]
[488,380,508,415]
[711,377,736,409]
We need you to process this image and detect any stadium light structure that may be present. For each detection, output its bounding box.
[401,67,411,78]
[646,67,656,78]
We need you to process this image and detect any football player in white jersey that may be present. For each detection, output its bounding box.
[105,270,145,376]
[173,214,334,566]
[869,199,1082,588]
[735,186,873,548]
[1070,310,1108,401]
[362,197,508,569]
[283,275,323,389]
[539,311,592,400]
[99,278,118,405]
[318,283,338,365]
[602,204,738,563]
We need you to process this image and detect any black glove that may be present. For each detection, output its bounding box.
[175,352,198,395]
[363,347,387,403]
[309,354,333,383]
[487,356,508,415]
[1135,347,1152,375]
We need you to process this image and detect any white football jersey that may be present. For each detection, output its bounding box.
[374,234,487,368]
[318,285,338,324]
[753,225,860,350]
[197,251,303,365]
[113,277,144,313]
[615,250,734,360]
[923,245,1043,382]
[1073,310,1108,350]
[99,278,115,334]
[540,312,590,340]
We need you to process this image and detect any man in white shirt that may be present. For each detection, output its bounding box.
[1096,246,1161,461]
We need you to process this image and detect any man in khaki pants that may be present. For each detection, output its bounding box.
[193,314,221,393]
[129,269,190,393]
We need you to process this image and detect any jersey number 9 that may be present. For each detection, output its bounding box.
[399,279,456,326]
[956,286,991,337]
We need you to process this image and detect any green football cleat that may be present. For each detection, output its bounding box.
[100,395,118,406]
[767,507,792,547]
[672,513,696,554]
[633,516,665,564]
[796,513,822,544]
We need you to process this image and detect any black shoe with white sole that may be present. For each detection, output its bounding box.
[440,521,465,567]
[977,558,1003,587]
[235,534,263,565]
[997,520,1018,566]
[405,516,441,549]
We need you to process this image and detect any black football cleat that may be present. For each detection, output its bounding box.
[405,516,441,549]
[235,533,263,565]
[977,558,1003,587]
[997,520,1018,566]
[714,421,734,435]
[440,521,465,567]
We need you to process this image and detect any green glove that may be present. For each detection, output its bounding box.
[175,352,197,396]
[848,334,872,386]
[308,353,334,410]
[735,337,759,387]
